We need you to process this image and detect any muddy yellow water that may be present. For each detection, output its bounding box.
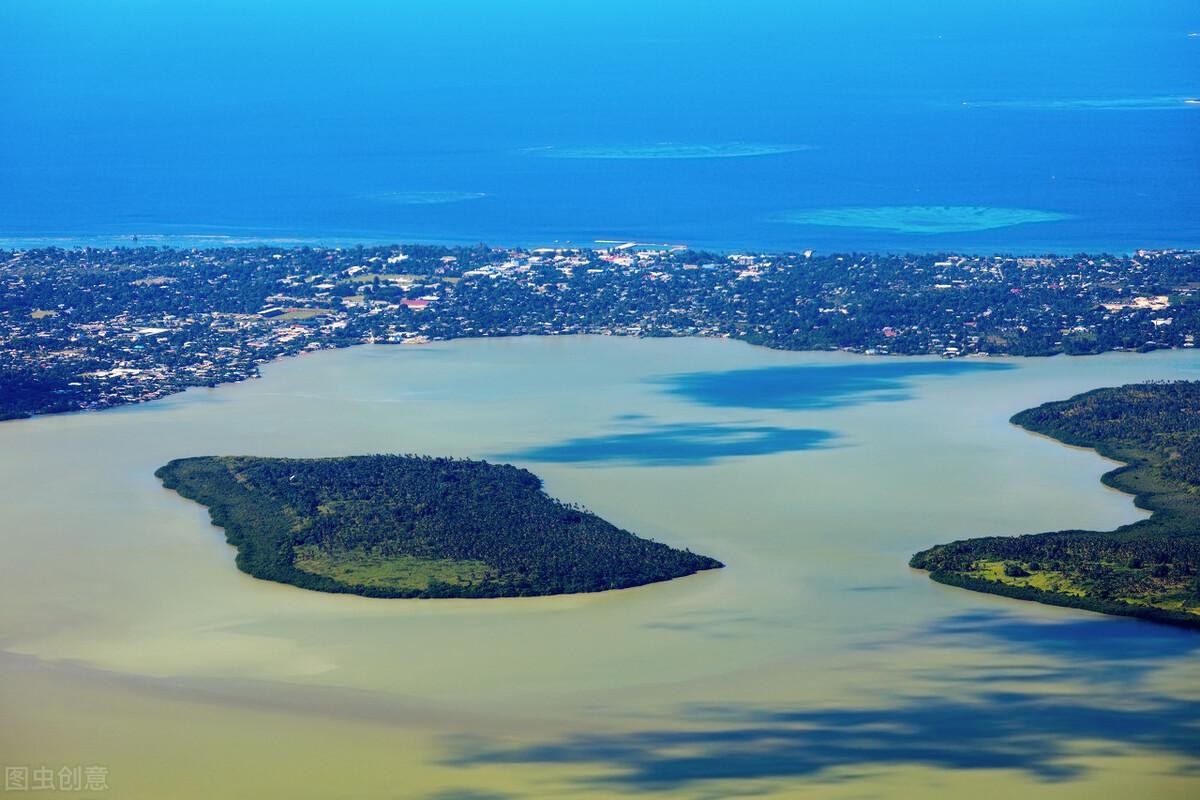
[2,337,1198,798]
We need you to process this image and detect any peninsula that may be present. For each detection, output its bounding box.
[156,454,722,598]
[911,381,1200,628]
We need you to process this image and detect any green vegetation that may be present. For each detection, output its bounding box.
[348,273,419,283]
[273,308,326,321]
[156,454,721,598]
[6,245,1200,421]
[292,546,493,591]
[912,381,1200,628]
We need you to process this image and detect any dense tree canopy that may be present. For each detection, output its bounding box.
[912,381,1200,628]
[157,454,721,598]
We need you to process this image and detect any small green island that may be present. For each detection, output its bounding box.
[157,454,722,598]
[912,381,1200,628]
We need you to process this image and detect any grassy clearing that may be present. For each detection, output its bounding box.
[348,273,420,284]
[347,273,458,284]
[293,546,494,591]
[30,309,58,319]
[275,308,326,320]
[970,560,1087,597]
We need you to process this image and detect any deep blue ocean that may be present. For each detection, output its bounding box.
[2,0,1197,253]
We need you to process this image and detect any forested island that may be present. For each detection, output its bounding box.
[156,454,721,598]
[911,381,1200,628]
[3,244,1200,420]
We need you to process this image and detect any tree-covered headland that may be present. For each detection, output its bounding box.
[911,381,1200,628]
[156,454,722,598]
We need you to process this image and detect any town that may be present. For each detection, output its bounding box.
[2,243,1199,420]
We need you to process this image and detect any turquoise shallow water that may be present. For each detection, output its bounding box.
[1,337,1198,797]
[1,0,1197,252]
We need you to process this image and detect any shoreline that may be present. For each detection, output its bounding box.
[911,384,1200,630]
[4,331,1195,429]
[3,332,1196,427]
[5,245,1200,422]
[4,233,1199,259]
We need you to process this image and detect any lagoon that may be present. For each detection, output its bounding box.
[2,336,1199,798]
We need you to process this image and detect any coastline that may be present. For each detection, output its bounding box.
[6,244,1198,422]
[4,230,1199,258]
[2,329,1195,427]
[1,326,1193,426]
[912,385,1200,630]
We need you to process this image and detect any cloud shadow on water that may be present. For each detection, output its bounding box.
[923,610,1200,661]
[657,361,1015,410]
[447,612,1200,790]
[447,692,1200,789]
[910,610,1200,685]
[500,423,835,466]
